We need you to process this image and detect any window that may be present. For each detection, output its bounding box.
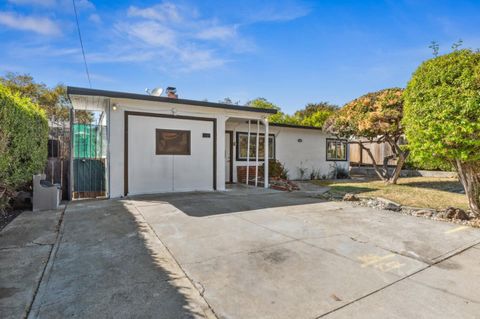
[48,139,60,158]
[326,139,347,161]
[155,129,191,155]
[236,132,275,161]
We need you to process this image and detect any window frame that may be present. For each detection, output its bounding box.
[235,132,276,161]
[326,138,348,161]
[155,129,191,155]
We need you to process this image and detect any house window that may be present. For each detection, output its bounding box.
[236,132,275,161]
[326,139,347,161]
[155,129,191,155]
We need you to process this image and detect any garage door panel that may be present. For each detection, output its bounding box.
[173,125,213,191]
[128,115,213,195]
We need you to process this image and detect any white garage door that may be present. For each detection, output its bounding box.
[127,114,214,195]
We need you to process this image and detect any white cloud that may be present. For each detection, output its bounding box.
[7,0,55,6]
[0,11,61,36]
[127,3,181,23]
[89,13,101,24]
[119,21,176,48]
[196,26,237,40]
[90,2,239,72]
[248,2,311,22]
[8,0,94,10]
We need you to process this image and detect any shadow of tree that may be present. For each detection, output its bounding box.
[33,199,210,318]
[399,180,464,194]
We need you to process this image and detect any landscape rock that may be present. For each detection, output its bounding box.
[343,193,360,201]
[437,207,470,220]
[384,202,402,212]
[413,209,435,218]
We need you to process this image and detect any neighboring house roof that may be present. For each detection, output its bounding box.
[67,86,277,114]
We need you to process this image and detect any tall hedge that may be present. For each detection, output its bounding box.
[0,84,48,210]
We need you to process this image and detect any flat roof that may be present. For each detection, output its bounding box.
[67,86,277,114]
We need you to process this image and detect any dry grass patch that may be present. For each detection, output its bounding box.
[313,177,468,211]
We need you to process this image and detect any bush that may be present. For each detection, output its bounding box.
[403,49,480,215]
[261,160,289,180]
[336,166,350,179]
[0,85,48,212]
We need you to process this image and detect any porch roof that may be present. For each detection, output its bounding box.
[67,86,277,115]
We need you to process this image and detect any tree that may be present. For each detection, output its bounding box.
[324,88,408,184]
[0,72,93,124]
[247,98,296,124]
[219,97,240,105]
[294,102,338,127]
[0,72,69,122]
[403,49,480,216]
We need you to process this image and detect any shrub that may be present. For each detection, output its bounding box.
[403,49,480,216]
[261,159,289,180]
[336,166,350,179]
[0,85,48,212]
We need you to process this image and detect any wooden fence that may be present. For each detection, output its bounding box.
[349,141,397,166]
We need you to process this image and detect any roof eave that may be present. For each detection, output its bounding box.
[67,86,277,114]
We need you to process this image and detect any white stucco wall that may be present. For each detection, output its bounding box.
[106,98,267,198]
[225,123,349,181]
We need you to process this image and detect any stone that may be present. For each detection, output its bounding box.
[384,202,402,212]
[343,193,360,201]
[414,210,435,218]
[438,207,470,220]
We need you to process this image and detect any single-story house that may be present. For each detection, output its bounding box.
[67,87,349,199]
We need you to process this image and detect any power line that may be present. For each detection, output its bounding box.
[72,0,92,88]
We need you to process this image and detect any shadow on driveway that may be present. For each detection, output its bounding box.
[30,200,212,318]
[128,191,327,217]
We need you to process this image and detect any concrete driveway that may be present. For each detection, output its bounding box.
[22,187,480,319]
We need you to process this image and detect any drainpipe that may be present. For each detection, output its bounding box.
[246,120,251,185]
[255,120,259,187]
[263,118,269,188]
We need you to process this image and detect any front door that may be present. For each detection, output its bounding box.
[225,131,232,183]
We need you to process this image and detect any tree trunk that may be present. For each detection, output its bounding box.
[454,159,480,217]
[359,143,388,182]
[387,151,408,184]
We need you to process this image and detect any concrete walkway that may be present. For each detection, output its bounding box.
[2,189,480,318]
[0,208,63,319]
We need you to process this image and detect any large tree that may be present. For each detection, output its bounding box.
[294,102,338,128]
[403,49,480,216]
[325,88,408,184]
[247,98,298,124]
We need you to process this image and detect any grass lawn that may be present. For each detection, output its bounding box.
[313,177,469,211]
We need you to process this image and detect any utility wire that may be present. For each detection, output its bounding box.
[72,0,92,88]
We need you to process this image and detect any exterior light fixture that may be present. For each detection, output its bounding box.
[112,104,118,111]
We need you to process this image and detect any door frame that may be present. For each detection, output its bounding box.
[225,130,234,183]
[124,111,217,196]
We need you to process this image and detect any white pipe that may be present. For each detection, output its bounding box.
[255,120,259,187]
[246,120,251,185]
[264,119,269,188]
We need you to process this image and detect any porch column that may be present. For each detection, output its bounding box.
[216,115,227,191]
[262,118,269,188]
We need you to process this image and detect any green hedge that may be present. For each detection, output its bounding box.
[0,85,48,210]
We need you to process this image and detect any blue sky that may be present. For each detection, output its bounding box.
[1,0,480,114]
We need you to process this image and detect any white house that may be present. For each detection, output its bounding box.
[67,87,349,199]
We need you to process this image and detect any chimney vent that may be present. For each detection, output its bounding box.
[166,87,178,99]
